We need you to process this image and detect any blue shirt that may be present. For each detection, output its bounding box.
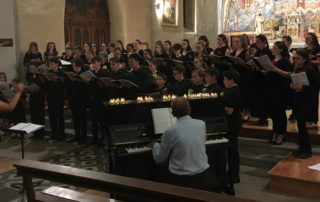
[152,115,210,176]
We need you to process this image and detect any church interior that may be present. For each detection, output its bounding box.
[2,0,320,201]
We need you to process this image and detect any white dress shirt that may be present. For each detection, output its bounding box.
[152,115,210,176]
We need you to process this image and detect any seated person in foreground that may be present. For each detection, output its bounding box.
[147,97,220,191]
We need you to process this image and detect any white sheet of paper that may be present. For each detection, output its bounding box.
[152,108,173,134]
[291,72,310,86]
[9,123,31,130]
[60,60,72,65]
[309,163,320,171]
[254,55,273,71]
[9,123,44,134]
[0,82,10,91]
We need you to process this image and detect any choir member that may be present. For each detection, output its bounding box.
[267,41,292,145]
[205,67,221,95]
[108,43,116,62]
[91,44,99,56]
[156,73,167,94]
[173,65,191,96]
[62,47,74,62]
[26,63,45,139]
[126,43,134,53]
[74,46,87,63]
[23,42,43,80]
[164,40,172,58]
[82,56,109,145]
[127,53,149,98]
[214,34,231,87]
[109,57,128,99]
[189,69,206,94]
[62,59,89,145]
[143,49,153,60]
[249,43,258,57]
[44,42,58,65]
[181,39,194,61]
[194,41,206,59]
[133,39,144,57]
[45,57,65,141]
[148,60,159,78]
[282,36,295,65]
[99,52,109,71]
[115,40,128,55]
[251,34,274,126]
[86,49,94,67]
[242,34,250,49]
[101,42,108,52]
[198,35,214,55]
[305,32,320,126]
[61,42,72,57]
[223,69,242,184]
[83,43,91,53]
[153,41,169,59]
[194,56,208,72]
[291,49,320,158]
[231,35,251,121]
[172,43,188,61]
[113,47,127,68]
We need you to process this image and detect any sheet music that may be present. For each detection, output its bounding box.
[42,73,58,81]
[9,123,44,134]
[152,108,174,134]
[3,90,15,101]
[38,64,48,73]
[25,83,40,91]
[79,70,97,79]
[169,108,177,125]
[228,56,245,64]
[63,71,78,77]
[291,72,310,87]
[0,82,11,91]
[254,55,273,71]
[60,60,72,65]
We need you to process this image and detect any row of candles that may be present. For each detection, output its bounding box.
[109,93,219,105]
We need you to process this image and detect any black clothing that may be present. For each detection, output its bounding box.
[10,92,27,124]
[206,47,214,55]
[207,82,221,95]
[175,79,192,96]
[173,55,192,79]
[267,58,291,135]
[231,49,250,110]
[214,46,230,87]
[129,67,150,98]
[101,61,110,72]
[64,70,89,141]
[181,51,195,61]
[190,83,206,94]
[154,53,170,59]
[137,49,144,58]
[45,69,65,139]
[28,74,45,138]
[88,69,109,142]
[23,52,43,80]
[109,69,129,99]
[294,65,320,153]
[251,47,274,119]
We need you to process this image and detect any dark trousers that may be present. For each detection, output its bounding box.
[71,108,87,141]
[89,101,104,142]
[296,100,313,152]
[226,135,240,179]
[30,101,45,137]
[48,103,65,138]
[161,169,220,192]
[308,89,319,124]
[270,92,287,134]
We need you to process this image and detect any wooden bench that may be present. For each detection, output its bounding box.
[14,159,260,202]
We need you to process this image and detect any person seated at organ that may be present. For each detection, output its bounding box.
[147,97,220,191]
[205,67,221,95]
[188,69,206,94]
[173,65,191,96]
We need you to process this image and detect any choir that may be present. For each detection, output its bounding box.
[0,33,319,159]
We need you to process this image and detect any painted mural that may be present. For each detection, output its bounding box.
[223,0,320,40]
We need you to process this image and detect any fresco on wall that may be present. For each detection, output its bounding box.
[223,0,320,40]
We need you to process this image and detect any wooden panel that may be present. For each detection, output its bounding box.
[42,186,120,202]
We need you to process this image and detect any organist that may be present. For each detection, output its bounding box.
[146,97,220,191]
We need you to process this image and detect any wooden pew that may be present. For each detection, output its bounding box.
[14,159,260,202]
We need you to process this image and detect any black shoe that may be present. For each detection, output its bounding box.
[273,135,285,146]
[67,138,79,143]
[57,137,65,142]
[299,151,312,159]
[47,136,57,140]
[77,140,87,145]
[292,149,302,156]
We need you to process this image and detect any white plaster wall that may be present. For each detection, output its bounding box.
[0,0,18,81]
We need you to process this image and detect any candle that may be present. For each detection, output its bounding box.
[115,98,120,105]
[172,95,176,99]
[184,94,187,99]
[120,98,125,104]
[110,99,115,105]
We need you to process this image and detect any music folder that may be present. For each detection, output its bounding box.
[252,55,273,71]
[151,108,177,134]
